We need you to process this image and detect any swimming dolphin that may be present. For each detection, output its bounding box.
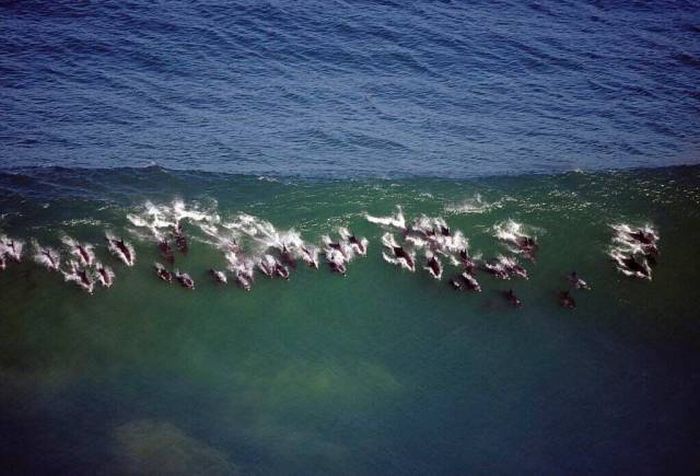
[610,250,651,280]
[459,250,477,273]
[210,268,228,284]
[279,245,297,269]
[325,248,347,275]
[424,252,443,280]
[63,260,94,294]
[173,224,188,254]
[460,271,482,293]
[158,238,175,264]
[0,236,23,263]
[106,233,135,266]
[33,242,61,271]
[175,270,195,290]
[225,252,255,291]
[339,227,368,256]
[380,232,416,272]
[154,262,173,283]
[568,271,590,290]
[516,237,538,260]
[275,263,290,280]
[61,236,95,267]
[482,259,510,280]
[394,246,415,271]
[499,256,528,280]
[300,245,320,269]
[559,290,576,309]
[502,289,522,307]
[348,235,368,255]
[258,254,278,278]
[621,255,651,278]
[627,228,657,245]
[76,244,94,267]
[75,267,94,294]
[94,262,115,288]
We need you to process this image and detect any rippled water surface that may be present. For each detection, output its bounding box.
[1,0,699,176]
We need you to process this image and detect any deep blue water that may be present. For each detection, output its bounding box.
[1,0,699,177]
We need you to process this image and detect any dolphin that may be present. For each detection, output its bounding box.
[175,270,195,290]
[502,289,522,307]
[460,271,482,293]
[424,253,443,280]
[559,290,576,309]
[95,262,115,288]
[154,262,173,283]
[106,233,135,266]
[568,271,590,290]
[210,268,228,284]
[174,227,188,254]
[158,238,175,264]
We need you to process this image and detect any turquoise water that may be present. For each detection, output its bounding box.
[1,165,699,474]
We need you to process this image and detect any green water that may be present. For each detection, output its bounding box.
[1,166,699,474]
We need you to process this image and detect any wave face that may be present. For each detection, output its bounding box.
[1,166,700,474]
[1,0,700,177]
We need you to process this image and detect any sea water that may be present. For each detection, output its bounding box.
[1,165,699,474]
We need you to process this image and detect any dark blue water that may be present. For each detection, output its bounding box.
[1,0,699,177]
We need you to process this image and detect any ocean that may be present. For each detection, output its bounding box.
[1,1,700,475]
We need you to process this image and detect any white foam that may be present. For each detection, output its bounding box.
[445,194,499,215]
[366,205,406,230]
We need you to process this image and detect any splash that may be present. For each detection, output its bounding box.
[609,223,659,280]
[445,193,500,215]
[366,205,406,230]
[492,219,539,260]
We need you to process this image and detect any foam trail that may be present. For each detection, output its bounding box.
[445,194,498,215]
[128,199,221,242]
[366,205,406,230]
